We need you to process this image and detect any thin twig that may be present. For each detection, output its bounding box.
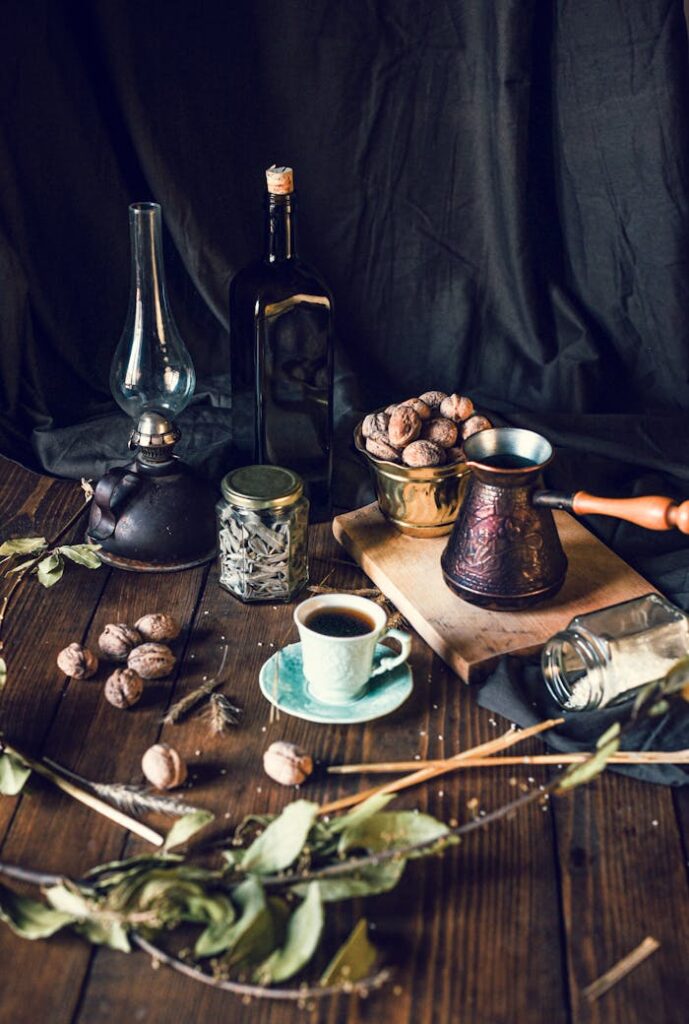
[1,742,163,846]
[582,937,660,1002]
[262,782,555,891]
[318,718,564,815]
[162,644,229,724]
[327,750,689,774]
[132,934,390,1002]
[0,490,94,649]
[42,759,201,818]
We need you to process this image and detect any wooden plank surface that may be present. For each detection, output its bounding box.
[333,503,658,682]
[0,457,688,1024]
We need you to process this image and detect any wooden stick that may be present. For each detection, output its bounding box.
[582,936,660,1002]
[328,750,689,774]
[2,743,164,847]
[318,718,564,815]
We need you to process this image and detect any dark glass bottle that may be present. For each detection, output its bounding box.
[229,166,333,521]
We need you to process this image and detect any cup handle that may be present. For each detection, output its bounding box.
[370,628,412,678]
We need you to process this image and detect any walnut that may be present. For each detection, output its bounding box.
[402,440,446,467]
[127,642,176,679]
[461,414,493,439]
[105,668,144,709]
[399,397,432,421]
[440,394,475,422]
[421,417,458,448]
[418,390,448,410]
[141,743,187,789]
[446,446,467,464]
[361,411,390,439]
[366,435,402,462]
[98,623,142,662]
[263,741,313,786]
[134,613,181,643]
[388,405,422,447]
[57,642,98,680]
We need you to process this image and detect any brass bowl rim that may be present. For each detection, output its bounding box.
[353,416,469,481]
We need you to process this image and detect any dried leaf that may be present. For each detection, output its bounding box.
[240,801,319,875]
[301,861,406,902]
[320,918,378,986]
[58,544,102,569]
[6,558,42,575]
[0,537,46,556]
[0,883,75,939]
[36,553,64,588]
[254,882,323,984]
[557,723,621,793]
[0,657,6,693]
[338,810,449,857]
[76,918,131,952]
[163,810,215,851]
[202,877,276,966]
[0,751,31,796]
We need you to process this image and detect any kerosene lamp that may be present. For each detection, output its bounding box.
[87,202,217,571]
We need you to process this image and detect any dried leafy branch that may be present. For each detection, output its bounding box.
[0,480,99,687]
[1,653,688,1003]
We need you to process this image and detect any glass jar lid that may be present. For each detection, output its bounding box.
[220,465,304,510]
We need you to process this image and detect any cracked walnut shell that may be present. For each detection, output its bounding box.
[366,435,401,462]
[56,642,98,680]
[134,613,182,643]
[418,390,448,410]
[141,743,187,789]
[361,411,390,439]
[105,668,144,709]
[388,405,422,447]
[402,440,446,467]
[127,642,176,679]
[399,397,432,420]
[98,623,142,662]
[462,414,493,439]
[263,741,313,786]
[421,417,458,449]
[439,394,475,422]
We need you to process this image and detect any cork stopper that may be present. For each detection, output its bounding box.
[265,165,294,195]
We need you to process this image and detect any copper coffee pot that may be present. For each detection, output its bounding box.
[441,428,689,610]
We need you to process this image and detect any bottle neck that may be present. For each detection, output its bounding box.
[129,202,171,317]
[265,194,297,263]
[541,628,607,710]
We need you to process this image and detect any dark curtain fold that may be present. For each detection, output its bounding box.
[1,0,688,561]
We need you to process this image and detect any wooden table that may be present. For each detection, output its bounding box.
[1,455,689,1024]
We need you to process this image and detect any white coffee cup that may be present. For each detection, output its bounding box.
[294,593,412,704]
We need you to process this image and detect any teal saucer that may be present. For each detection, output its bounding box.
[258,642,413,725]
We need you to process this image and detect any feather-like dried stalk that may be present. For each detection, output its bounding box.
[89,783,200,818]
[203,693,243,736]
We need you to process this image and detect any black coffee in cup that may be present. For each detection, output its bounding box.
[304,607,376,638]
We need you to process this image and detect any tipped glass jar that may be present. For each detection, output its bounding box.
[541,593,689,711]
[217,465,309,603]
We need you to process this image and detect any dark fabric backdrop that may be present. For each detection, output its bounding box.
[1,0,689,569]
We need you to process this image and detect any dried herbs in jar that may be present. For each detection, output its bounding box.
[217,465,308,603]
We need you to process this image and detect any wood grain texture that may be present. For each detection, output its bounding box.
[333,503,657,682]
[0,459,688,1024]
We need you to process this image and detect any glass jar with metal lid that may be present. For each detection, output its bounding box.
[216,465,309,602]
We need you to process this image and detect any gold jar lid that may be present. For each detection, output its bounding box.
[220,465,304,510]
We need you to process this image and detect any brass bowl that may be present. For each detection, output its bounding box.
[354,419,471,537]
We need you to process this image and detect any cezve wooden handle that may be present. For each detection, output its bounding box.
[571,492,689,533]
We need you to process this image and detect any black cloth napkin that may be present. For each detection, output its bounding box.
[477,656,689,786]
[476,551,689,786]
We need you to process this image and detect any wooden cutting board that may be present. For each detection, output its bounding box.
[332,503,658,682]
